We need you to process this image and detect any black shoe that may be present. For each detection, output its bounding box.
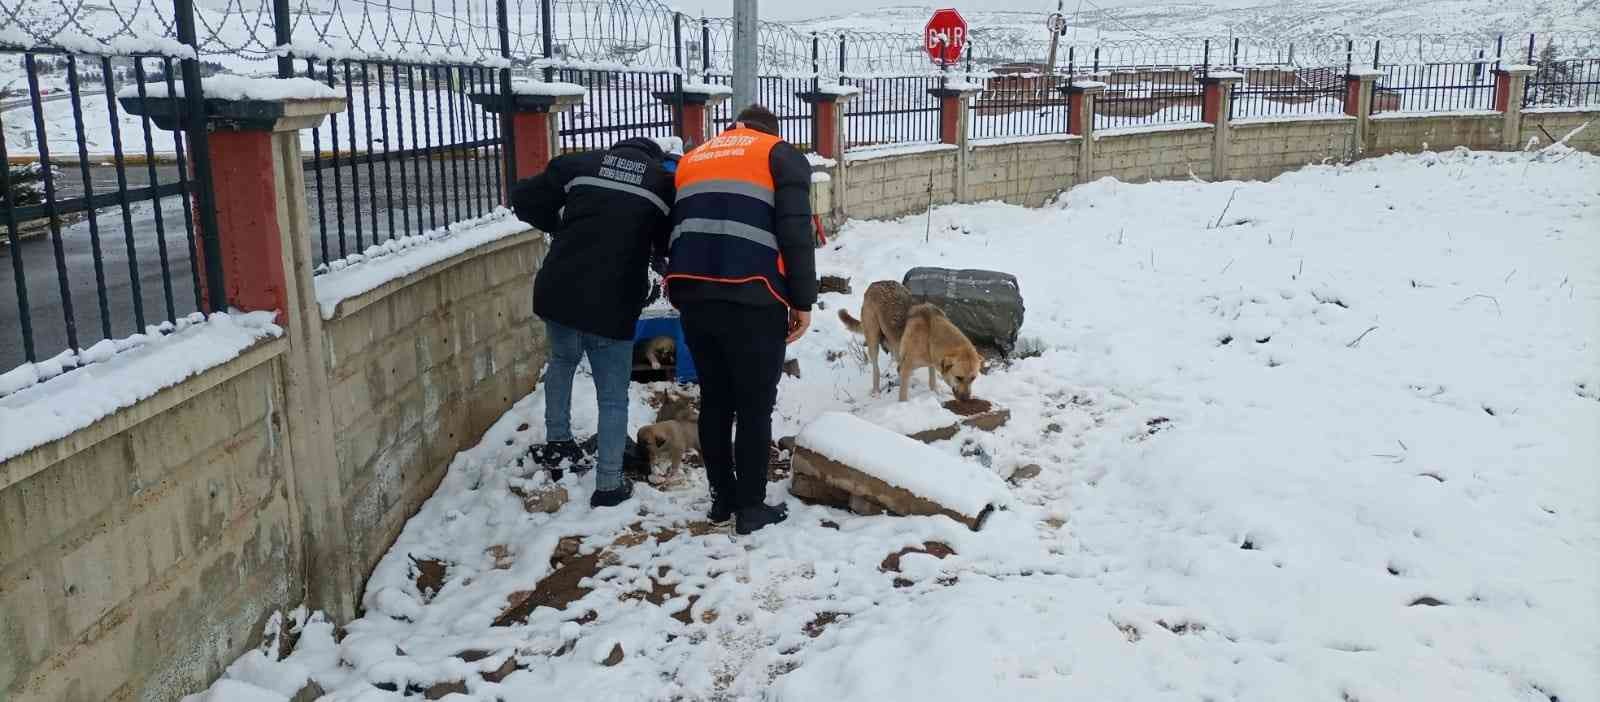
[735,503,788,535]
[707,498,736,524]
[531,440,585,478]
[590,481,634,509]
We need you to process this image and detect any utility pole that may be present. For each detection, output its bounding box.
[733,0,758,113]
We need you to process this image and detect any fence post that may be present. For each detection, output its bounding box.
[496,0,518,186]
[1344,67,1383,158]
[673,13,686,143]
[272,0,293,78]
[121,86,360,619]
[797,86,852,161]
[1200,70,1243,179]
[540,0,555,82]
[1061,78,1104,187]
[928,81,980,203]
[811,32,821,152]
[472,83,586,177]
[1493,63,1536,149]
[659,84,729,149]
[170,0,227,314]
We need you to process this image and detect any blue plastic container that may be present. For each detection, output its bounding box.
[634,312,696,384]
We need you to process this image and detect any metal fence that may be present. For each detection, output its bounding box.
[2,42,223,380]
[6,0,1600,384]
[968,73,1069,141]
[1524,57,1600,109]
[1229,66,1347,119]
[840,76,944,149]
[295,58,508,269]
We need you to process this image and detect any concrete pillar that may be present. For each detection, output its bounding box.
[1493,64,1536,149]
[1344,69,1384,157]
[796,86,856,161]
[928,83,982,202]
[797,85,857,227]
[1200,71,1243,180]
[656,84,732,150]
[1061,79,1105,187]
[122,88,359,619]
[472,81,586,182]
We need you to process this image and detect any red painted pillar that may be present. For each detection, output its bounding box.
[1062,81,1104,136]
[1493,70,1516,112]
[196,129,291,318]
[1202,81,1226,124]
[813,99,839,159]
[1199,73,1241,125]
[1344,76,1366,117]
[681,102,708,147]
[937,93,963,145]
[1067,91,1088,135]
[509,111,556,178]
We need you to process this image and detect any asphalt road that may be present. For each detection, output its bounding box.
[2,155,505,372]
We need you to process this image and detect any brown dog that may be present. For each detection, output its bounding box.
[839,281,983,402]
[634,336,676,370]
[636,419,700,484]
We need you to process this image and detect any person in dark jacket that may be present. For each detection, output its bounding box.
[510,136,677,508]
[664,105,818,534]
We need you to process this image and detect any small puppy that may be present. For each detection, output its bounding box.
[840,281,983,402]
[636,419,699,484]
[635,336,676,370]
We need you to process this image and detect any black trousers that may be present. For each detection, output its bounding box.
[679,300,788,510]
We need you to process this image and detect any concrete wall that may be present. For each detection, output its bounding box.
[1520,108,1600,152]
[841,147,959,221]
[321,232,548,578]
[966,135,1083,207]
[1,342,300,701]
[1366,113,1505,156]
[1090,125,1217,183]
[1,225,546,701]
[1228,117,1358,181]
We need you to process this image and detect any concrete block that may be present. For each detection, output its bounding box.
[0,562,60,687]
[0,434,128,563]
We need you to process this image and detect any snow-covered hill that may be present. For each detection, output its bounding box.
[790,0,1600,65]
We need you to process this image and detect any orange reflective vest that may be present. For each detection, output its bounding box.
[664,126,792,306]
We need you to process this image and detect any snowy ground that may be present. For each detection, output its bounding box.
[192,147,1598,702]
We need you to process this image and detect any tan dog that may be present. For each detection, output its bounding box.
[635,336,676,370]
[839,281,984,402]
[636,419,699,484]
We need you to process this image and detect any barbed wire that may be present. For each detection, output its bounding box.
[1,0,1596,73]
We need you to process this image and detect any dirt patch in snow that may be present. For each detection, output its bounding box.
[943,398,993,416]
[879,541,955,572]
[493,539,602,626]
[412,558,448,601]
[804,611,848,638]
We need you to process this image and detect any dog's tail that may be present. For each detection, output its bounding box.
[837,309,864,335]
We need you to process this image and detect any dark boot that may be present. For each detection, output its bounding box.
[706,497,736,524]
[590,480,634,509]
[735,503,788,535]
[530,440,586,479]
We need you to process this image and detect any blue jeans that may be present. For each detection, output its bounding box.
[543,320,632,492]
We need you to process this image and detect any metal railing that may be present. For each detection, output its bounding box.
[968,73,1068,141]
[1371,61,1498,113]
[7,0,1600,386]
[295,58,508,269]
[2,43,223,381]
[840,76,944,150]
[1229,66,1347,119]
[1524,57,1600,110]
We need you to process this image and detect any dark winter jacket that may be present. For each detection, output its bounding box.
[510,137,677,340]
[664,127,819,311]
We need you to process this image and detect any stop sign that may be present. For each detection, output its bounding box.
[924,8,968,66]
